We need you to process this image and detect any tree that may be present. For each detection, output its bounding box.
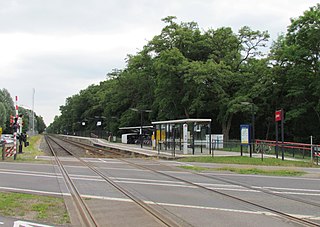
[0,102,6,130]
[0,89,14,132]
[153,48,190,119]
[270,4,320,141]
[185,26,269,140]
[36,115,46,134]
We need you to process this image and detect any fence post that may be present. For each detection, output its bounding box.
[310,136,313,163]
[211,140,215,157]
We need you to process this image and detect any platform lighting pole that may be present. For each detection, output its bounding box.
[241,102,255,157]
[94,116,106,138]
[130,108,152,148]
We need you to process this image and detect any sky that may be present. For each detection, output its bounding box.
[0,0,316,126]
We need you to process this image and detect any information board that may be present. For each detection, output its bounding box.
[240,124,250,145]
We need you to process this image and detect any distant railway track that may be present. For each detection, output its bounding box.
[50,135,320,227]
[45,135,190,227]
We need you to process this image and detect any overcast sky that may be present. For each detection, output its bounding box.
[0,0,315,125]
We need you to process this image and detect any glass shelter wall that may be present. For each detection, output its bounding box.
[152,119,212,155]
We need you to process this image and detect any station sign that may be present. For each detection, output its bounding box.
[275,110,283,122]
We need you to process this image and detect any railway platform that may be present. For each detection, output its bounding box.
[62,135,240,159]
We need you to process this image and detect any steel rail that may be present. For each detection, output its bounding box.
[48,135,190,227]
[58,135,143,157]
[125,160,320,227]
[45,136,98,227]
[60,136,320,207]
[58,135,320,226]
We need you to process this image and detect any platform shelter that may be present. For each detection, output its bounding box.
[151,119,212,155]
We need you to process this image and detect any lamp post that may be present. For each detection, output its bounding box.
[130,108,152,148]
[94,116,106,138]
[241,102,255,157]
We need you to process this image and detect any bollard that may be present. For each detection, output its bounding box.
[2,143,16,160]
[1,143,4,160]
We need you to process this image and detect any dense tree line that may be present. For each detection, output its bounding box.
[47,5,320,143]
[0,88,46,134]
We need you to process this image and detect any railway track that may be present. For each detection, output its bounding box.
[110,160,320,227]
[45,136,320,226]
[45,135,191,227]
[56,135,320,227]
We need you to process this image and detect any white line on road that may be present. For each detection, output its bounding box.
[0,186,69,197]
[1,169,320,196]
[14,220,53,227]
[79,194,320,221]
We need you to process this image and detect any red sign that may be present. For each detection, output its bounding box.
[275,110,282,122]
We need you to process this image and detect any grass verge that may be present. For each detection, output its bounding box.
[0,191,70,225]
[179,156,317,167]
[179,165,306,176]
[2,135,48,162]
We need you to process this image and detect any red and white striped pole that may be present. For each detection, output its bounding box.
[13,96,18,158]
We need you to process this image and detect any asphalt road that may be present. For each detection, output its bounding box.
[0,158,319,226]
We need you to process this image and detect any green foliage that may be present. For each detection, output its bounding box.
[0,89,46,134]
[179,156,317,167]
[179,165,306,176]
[0,102,7,130]
[47,5,320,143]
[0,89,14,132]
[270,4,320,142]
[0,192,69,224]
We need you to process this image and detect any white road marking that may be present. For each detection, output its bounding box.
[254,186,320,193]
[77,194,320,221]
[113,180,197,188]
[0,221,3,225]
[1,169,320,196]
[14,220,53,227]
[97,158,123,164]
[0,186,69,196]
[0,184,318,221]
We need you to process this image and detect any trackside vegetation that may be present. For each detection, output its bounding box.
[178,156,317,167]
[179,165,306,176]
[46,4,320,145]
[0,192,70,225]
[15,135,45,161]
[178,156,317,176]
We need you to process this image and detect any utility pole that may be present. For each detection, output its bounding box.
[32,88,35,135]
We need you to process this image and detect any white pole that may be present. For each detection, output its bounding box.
[183,123,188,154]
[15,96,18,117]
[32,88,35,134]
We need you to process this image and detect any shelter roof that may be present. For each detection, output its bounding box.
[151,118,211,125]
[119,126,153,130]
